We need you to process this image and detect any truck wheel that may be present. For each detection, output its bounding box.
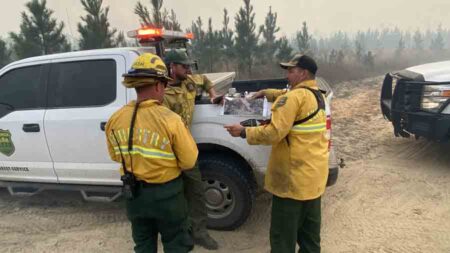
[198,154,255,230]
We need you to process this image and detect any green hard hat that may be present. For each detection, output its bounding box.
[164,49,195,65]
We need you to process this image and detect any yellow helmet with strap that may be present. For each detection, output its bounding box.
[123,53,172,88]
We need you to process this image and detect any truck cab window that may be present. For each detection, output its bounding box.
[0,65,44,111]
[47,60,116,108]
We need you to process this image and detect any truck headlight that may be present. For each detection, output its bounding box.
[421,85,450,112]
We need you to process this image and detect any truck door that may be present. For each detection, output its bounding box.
[44,55,127,185]
[0,62,58,183]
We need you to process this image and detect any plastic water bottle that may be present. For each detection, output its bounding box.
[228,87,236,97]
[262,96,268,119]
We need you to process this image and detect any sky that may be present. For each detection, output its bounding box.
[0,0,449,40]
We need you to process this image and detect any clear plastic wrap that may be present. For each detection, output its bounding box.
[221,92,272,117]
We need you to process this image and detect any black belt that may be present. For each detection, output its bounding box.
[137,176,181,188]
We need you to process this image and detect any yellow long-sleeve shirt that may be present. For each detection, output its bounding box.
[105,99,198,184]
[246,80,329,200]
[163,74,213,128]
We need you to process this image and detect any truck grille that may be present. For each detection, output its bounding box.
[393,80,423,113]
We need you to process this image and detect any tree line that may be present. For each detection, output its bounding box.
[1,0,449,82]
[0,0,125,67]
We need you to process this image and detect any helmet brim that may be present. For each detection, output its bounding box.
[279,62,297,69]
[173,60,195,66]
[122,72,173,81]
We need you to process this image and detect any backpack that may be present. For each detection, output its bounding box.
[293,87,326,125]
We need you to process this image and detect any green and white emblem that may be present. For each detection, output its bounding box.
[275,96,288,109]
[0,129,15,157]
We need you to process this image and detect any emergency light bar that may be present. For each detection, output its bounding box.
[127,27,194,41]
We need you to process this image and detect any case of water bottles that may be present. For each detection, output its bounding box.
[221,88,272,117]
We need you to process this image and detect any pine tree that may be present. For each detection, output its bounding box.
[259,6,280,63]
[190,17,207,71]
[354,34,366,63]
[10,0,70,59]
[150,0,163,27]
[276,36,293,62]
[430,25,445,52]
[78,0,117,50]
[167,9,181,31]
[135,1,152,26]
[234,0,259,78]
[191,17,205,44]
[395,36,405,57]
[340,33,351,53]
[135,0,179,30]
[354,41,363,62]
[363,51,375,69]
[328,49,338,64]
[135,0,163,27]
[413,30,424,50]
[115,31,129,47]
[160,8,170,29]
[403,31,412,49]
[296,21,312,55]
[203,18,221,72]
[219,8,235,71]
[336,50,345,65]
[0,38,11,68]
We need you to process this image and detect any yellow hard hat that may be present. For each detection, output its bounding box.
[123,53,172,81]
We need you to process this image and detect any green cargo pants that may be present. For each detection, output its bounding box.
[126,177,193,253]
[182,163,208,236]
[270,195,322,253]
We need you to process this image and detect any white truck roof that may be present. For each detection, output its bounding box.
[406,60,450,82]
[6,47,152,66]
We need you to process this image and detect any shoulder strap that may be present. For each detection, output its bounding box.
[111,129,128,175]
[293,87,326,125]
[127,102,140,174]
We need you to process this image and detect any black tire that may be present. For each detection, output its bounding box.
[198,153,255,231]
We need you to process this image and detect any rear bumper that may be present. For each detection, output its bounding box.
[380,73,450,142]
[327,167,339,187]
[326,144,339,187]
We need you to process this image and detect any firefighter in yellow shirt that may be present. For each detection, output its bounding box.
[225,54,329,253]
[105,53,198,253]
[162,50,219,250]
[163,50,216,126]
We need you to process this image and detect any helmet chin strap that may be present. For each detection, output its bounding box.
[169,65,177,80]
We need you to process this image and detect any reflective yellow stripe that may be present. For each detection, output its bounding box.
[113,145,175,160]
[291,122,326,133]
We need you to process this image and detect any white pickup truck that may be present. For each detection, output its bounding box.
[381,61,450,142]
[0,46,339,230]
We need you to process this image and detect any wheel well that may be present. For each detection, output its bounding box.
[197,143,257,187]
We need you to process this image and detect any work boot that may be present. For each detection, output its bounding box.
[193,232,219,250]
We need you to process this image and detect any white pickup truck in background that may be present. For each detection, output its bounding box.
[381,61,450,142]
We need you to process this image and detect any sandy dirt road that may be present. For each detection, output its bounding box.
[0,77,449,253]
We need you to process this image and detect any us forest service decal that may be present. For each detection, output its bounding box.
[0,129,15,157]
